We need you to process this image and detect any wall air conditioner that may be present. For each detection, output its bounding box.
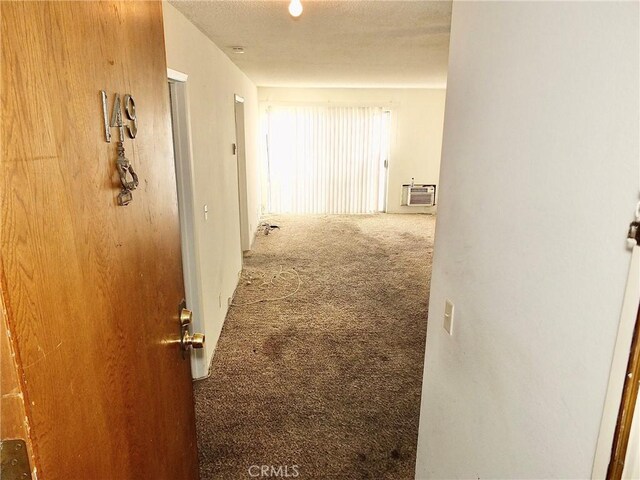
[402,184,436,206]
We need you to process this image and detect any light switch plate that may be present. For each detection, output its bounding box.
[444,299,454,335]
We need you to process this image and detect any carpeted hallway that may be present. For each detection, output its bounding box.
[194,214,435,479]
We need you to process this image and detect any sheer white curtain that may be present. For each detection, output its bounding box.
[266,105,389,214]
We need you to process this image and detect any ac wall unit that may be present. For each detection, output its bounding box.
[406,184,436,206]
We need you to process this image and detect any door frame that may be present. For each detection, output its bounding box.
[592,243,640,478]
[167,68,207,379]
[234,94,250,252]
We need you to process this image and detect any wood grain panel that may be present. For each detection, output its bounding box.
[1,290,31,442]
[1,2,199,478]
[1,290,36,475]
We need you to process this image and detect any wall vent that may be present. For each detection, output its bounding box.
[402,184,436,207]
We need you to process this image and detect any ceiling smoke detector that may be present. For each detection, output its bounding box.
[231,46,245,54]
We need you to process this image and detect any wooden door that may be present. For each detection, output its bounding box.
[1,2,199,478]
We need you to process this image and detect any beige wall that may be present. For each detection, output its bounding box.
[416,2,639,478]
[163,2,260,378]
[258,87,446,213]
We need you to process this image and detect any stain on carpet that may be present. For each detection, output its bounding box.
[194,214,435,479]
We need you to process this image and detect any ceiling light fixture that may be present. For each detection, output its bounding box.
[288,0,303,18]
[231,46,245,54]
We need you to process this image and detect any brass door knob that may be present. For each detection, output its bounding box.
[182,331,205,350]
[180,308,193,326]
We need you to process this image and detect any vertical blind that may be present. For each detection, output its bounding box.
[266,105,390,214]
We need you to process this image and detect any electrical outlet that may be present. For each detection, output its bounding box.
[203,204,208,221]
[444,299,454,335]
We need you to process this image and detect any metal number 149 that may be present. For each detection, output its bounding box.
[100,91,137,143]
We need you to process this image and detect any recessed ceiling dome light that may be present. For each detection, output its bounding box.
[288,0,303,18]
[231,46,245,54]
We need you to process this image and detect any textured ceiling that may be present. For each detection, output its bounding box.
[169,0,451,88]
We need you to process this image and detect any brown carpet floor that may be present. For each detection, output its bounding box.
[194,214,435,480]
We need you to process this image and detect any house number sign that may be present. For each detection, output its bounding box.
[100,90,139,206]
